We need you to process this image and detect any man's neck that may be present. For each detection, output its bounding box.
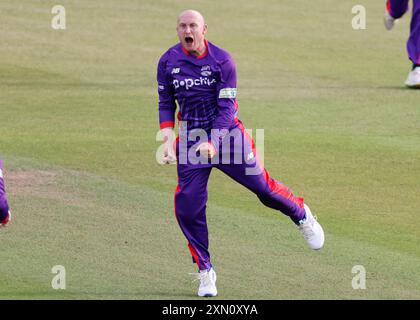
[188,40,207,57]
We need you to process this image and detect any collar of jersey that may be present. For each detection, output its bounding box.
[181,39,209,59]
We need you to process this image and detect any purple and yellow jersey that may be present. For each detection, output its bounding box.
[157,40,238,138]
[0,159,10,221]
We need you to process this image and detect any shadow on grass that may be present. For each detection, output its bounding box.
[0,290,200,300]
[373,85,420,90]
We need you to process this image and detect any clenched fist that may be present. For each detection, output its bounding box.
[195,142,216,159]
[161,128,177,164]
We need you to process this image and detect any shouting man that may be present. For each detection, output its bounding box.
[157,10,324,297]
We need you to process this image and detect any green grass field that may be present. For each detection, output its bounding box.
[0,0,419,299]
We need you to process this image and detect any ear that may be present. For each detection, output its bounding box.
[203,23,208,35]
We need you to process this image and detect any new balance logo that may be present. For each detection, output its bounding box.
[247,152,254,161]
[171,67,180,74]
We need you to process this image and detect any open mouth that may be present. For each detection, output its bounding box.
[185,36,194,44]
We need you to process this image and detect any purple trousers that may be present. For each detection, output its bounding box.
[174,119,306,270]
[387,0,420,65]
[0,160,10,222]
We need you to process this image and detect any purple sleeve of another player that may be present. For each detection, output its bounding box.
[0,160,10,221]
[157,54,177,129]
[211,56,238,149]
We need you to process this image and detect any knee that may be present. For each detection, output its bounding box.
[255,183,273,199]
[257,194,271,207]
[256,187,275,206]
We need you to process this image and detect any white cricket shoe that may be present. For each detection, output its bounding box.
[191,268,218,297]
[405,67,420,88]
[384,11,397,30]
[298,204,324,250]
[0,211,11,228]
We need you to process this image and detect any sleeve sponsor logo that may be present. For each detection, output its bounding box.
[219,88,237,99]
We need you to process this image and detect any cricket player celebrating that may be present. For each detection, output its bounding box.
[157,10,324,297]
[0,160,11,228]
